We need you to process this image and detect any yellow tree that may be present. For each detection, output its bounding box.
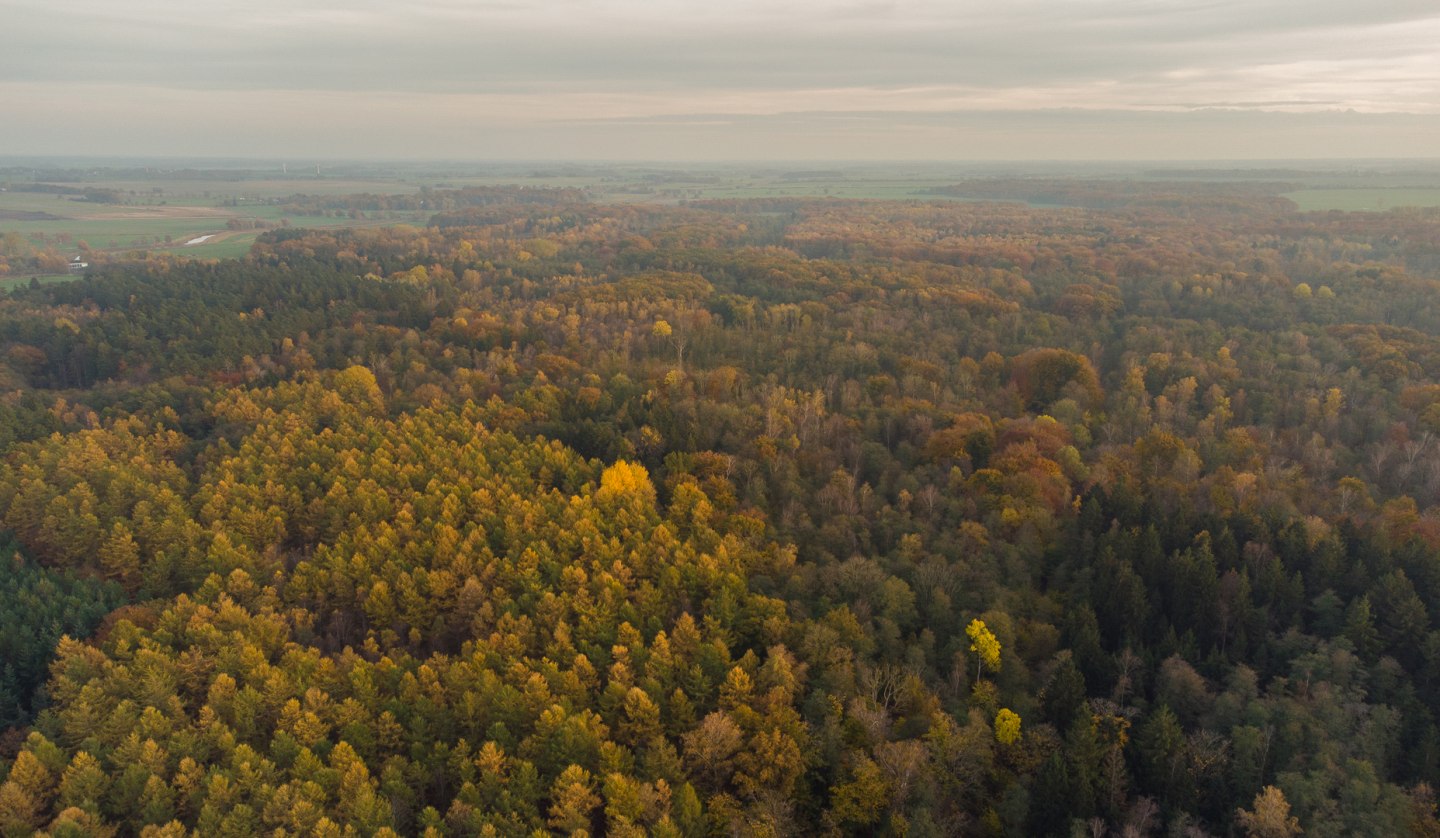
[548,765,601,836]
[829,757,889,827]
[994,708,1021,745]
[966,619,1001,683]
[1236,785,1302,838]
[651,318,689,370]
[597,460,657,507]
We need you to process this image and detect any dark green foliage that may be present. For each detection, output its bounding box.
[0,261,430,387]
[0,541,125,727]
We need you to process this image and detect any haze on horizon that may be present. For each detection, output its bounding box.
[4,0,1439,161]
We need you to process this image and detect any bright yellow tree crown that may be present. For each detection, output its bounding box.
[994,708,1021,745]
[966,619,1001,673]
[597,460,657,506]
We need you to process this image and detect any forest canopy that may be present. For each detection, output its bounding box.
[2,184,1440,835]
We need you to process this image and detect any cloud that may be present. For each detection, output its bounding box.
[5,81,1438,160]
[2,0,1437,157]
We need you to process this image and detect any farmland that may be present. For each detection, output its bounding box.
[1283,187,1440,212]
[0,173,432,275]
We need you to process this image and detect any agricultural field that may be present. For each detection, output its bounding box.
[0,175,431,275]
[0,273,74,291]
[0,203,240,249]
[1283,187,1440,211]
[276,168,993,203]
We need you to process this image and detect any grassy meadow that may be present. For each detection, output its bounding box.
[0,274,77,291]
[1283,187,1440,212]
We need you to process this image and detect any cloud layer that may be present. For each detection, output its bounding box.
[4,0,1438,158]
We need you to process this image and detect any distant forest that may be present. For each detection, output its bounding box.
[2,182,1440,835]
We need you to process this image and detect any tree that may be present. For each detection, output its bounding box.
[829,757,889,827]
[57,752,108,815]
[682,712,744,791]
[994,709,1022,745]
[597,460,657,507]
[967,619,1001,682]
[548,765,601,836]
[1039,656,1087,733]
[1236,785,1302,838]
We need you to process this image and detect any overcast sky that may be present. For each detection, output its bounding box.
[4,0,1438,160]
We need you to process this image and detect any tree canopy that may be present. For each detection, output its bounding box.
[2,185,1440,835]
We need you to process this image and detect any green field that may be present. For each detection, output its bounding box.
[158,233,261,260]
[0,273,77,291]
[1,176,424,204]
[0,171,434,251]
[397,168,1030,203]
[1283,188,1440,212]
[0,188,252,253]
[3,216,236,250]
[0,180,430,264]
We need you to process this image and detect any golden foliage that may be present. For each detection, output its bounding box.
[597,460,657,506]
[994,708,1022,745]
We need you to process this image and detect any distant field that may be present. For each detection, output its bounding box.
[0,274,76,291]
[14,170,1440,272]
[0,178,430,263]
[1283,188,1440,212]
[691,179,953,200]
[0,188,248,251]
[576,176,999,203]
[3,215,237,250]
[2,177,424,204]
[160,233,261,260]
[422,170,1009,202]
[0,171,1032,254]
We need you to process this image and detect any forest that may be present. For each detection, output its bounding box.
[1,181,1440,836]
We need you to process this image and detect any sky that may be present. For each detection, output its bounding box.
[3,0,1439,160]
